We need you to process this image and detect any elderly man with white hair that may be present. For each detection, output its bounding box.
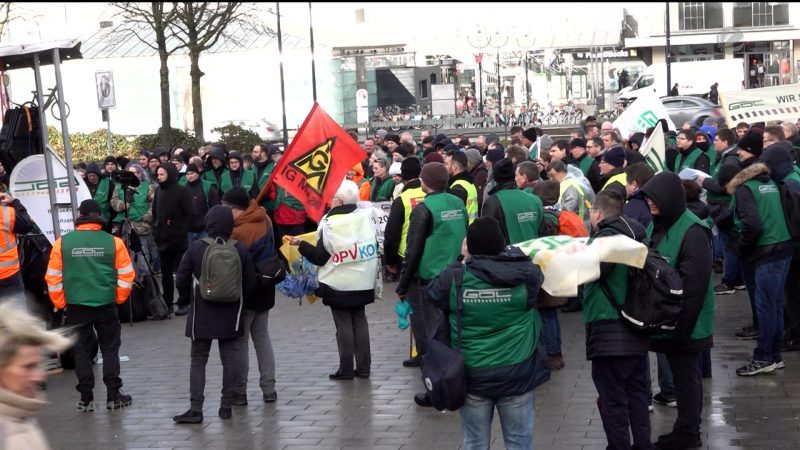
[287,180,378,381]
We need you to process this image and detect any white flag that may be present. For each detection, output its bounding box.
[613,90,676,138]
[638,124,667,173]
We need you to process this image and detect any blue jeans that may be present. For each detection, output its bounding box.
[459,391,534,450]
[719,232,742,286]
[657,352,675,399]
[751,256,791,362]
[539,307,561,355]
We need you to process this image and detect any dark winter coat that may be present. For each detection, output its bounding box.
[184,178,220,232]
[623,190,652,228]
[298,204,375,310]
[470,162,489,210]
[176,206,257,340]
[153,163,192,251]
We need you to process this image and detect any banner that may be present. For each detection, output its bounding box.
[10,149,91,244]
[266,103,367,222]
[720,83,800,126]
[638,122,667,173]
[358,200,391,252]
[613,90,676,138]
[514,234,648,297]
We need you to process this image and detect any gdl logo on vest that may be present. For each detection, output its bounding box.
[71,248,106,257]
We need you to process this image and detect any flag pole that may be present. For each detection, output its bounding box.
[308,2,317,102]
[277,2,289,149]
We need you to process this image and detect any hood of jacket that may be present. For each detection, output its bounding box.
[760,141,794,182]
[640,171,686,226]
[205,205,234,239]
[235,199,269,228]
[158,162,180,188]
[465,246,540,288]
[595,215,646,242]
[727,163,770,195]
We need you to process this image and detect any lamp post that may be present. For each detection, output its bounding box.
[488,31,509,111]
[467,30,490,115]
[516,33,535,109]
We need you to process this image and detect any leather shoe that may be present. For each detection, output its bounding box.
[414,392,433,407]
[262,391,278,403]
[781,339,800,352]
[402,357,421,368]
[218,407,232,420]
[329,371,354,380]
[354,370,370,379]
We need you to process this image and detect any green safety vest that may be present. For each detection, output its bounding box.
[372,177,395,202]
[417,192,467,281]
[732,179,791,247]
[451,178,478,224]
[583,257,628,323]
[61,230,117,307]
[253,161,276,210]
[398,186,427,258]
[703,147,717,174]
[646,210,714,340]
[495,189,543,244]
[674,148,703,173]
[202,167,229,191]
[577,155,595,178]
[449,268,540,369]
[219,170,256,196]
[113,180,149,223]
[602,172,627,191]
[93,177,113,222]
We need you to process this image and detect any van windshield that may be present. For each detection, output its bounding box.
[634,75,654,90]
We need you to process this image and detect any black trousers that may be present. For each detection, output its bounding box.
[158,247,186,310]
[784,257,800,340]
[406,280,440,358]
[592,355,653,450]
[66,303,123,395]
[665,351,703,442]
[330,306,371,375]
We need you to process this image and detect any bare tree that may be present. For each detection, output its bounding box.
[172,2,262,142]
[0,3,12,39]
[111,2,180,146]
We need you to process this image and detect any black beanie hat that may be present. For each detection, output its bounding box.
[79,199,103,217]
[227,151,243,163]
[467,217,505,256]
[492,158,515,183]
[738,131,764,156]
[222,186,250,209]
[104,156,117,165]
[400,157,421,181]
[717,163,741,188]
[419,162,449,192]
[186,163,200,174]
[522,128,538,142]
[384,134,401,145]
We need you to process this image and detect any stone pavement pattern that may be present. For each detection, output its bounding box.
[38,281,800,449]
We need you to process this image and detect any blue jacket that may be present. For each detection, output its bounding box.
[624,190,652,229]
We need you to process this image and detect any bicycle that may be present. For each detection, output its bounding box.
[13,88,71,121]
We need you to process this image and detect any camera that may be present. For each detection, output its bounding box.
[109,170,140,189]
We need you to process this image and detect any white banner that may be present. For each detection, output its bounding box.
[638,123,667,173]
[720,83,800,126]
[357,200,392,252]
[10,149,91,244]
[613,90,676,138]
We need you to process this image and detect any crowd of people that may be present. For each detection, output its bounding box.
[2,112,800,449]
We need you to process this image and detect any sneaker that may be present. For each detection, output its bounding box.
[77,392,94,412]
[714,284,736,295]
[402,357,421,368]
[652,393,677,407]
[781,339,800,352]
[232,394,247,406]
[734,284,747,290]
[648,404,654,413]
[106,390,132,410]
[175,305,190,316]
[414,392,433,407]
[173,409,203,424]
[734,325,759,340]
[736,359,777,376]
[262,391,278,403]
[218,407,232,420]
[775,358,786,370]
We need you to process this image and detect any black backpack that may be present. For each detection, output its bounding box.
[777,181,800,240]
[600,243,684,335]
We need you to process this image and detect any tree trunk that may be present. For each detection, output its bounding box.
[189,51,204,143]
[158,48,172,147]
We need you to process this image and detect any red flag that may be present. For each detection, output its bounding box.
[266,103,367,222]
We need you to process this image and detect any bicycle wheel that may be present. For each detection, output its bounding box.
[543,114,557,126]
[51,100,70,121]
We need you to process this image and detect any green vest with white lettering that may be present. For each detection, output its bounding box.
[732,179,791,247]
[219,170,256,196]
[495,189,543,244]
[449,268,539,369]
[61,231,117,307]
[416,192,467,281]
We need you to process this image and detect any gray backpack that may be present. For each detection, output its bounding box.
[196,237,242,303]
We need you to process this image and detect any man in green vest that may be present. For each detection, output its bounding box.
[673,129,710,174]
[726,156,793,376]
[45,200,136,412]
[640,172,713,449]
[202,146,230,194]
[84,163,115,231]
[396,162,467,403]
[384,157,425,295]
[481,158,544,245]
[110,163,159,270]
[568,138,602,193]
[220,152,256,196]
[584,190,651,450]
[445,151,479,224]
[426,216,545,448]
[250,143,279,213]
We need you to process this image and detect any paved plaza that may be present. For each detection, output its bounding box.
[38,280,800,449]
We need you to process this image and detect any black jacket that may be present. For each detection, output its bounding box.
[585,215,649,360]
[470,162,489,211]
[176,206,257,340]
[384,179,421,268]
[428,247,546,398]
[153,163,192,251]
[676,147,710,174]
[298,204,375,310]
[573,153,602,193]
[641,172,713,352]
[624,190,652,228]
[447,170,474,206]
[481,181,549,244]
[185,178,220,232]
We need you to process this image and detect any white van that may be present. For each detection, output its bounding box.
[618,59,745,104]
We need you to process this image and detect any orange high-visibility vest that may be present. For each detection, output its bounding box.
[0,205,19,279]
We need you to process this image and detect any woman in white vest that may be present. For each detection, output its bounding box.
[287,180,378,380]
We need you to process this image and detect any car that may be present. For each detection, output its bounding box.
[207,118,283,143]
[660,96,723,128]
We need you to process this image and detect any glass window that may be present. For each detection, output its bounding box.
[705,3,723,28]
[636,75,654,89]
[773,3,789,25]
[753,2,772,26]
[418,80,428,98]
[735,2,789,27]
[679,2,705,30]
[734,2,753,27]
